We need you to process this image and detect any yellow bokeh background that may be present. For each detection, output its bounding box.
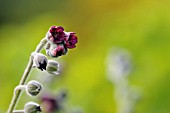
[0,0,170,113]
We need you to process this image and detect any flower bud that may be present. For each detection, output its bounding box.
[46,60,59,75]
[33,53,48,71]
[24,102,41,113]
[46,44,67,58]
[26,80,42,96]
[52,44,67,57]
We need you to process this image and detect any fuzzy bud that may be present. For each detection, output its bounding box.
[32,53,48,71]
[46,60,59,75]
[46,43,67,58]
[24,102,41,113]
[26,80,42,96]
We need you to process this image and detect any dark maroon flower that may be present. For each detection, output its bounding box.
[40,91,67,113]
[65,33,78,49]
[51,44,67,57]
[49,26,65,44]
[41,95,60,113]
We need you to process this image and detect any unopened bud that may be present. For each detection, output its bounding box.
[24,102,41,113]
[26,80,42,96]
[32,53,48,71]
[46,44,67,58]
[46,60,59,75]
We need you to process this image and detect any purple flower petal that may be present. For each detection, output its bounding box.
[65,33,78,49]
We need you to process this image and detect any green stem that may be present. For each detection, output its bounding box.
[7,38,47,113]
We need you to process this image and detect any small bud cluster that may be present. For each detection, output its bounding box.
[45,26,78,58]
[32,52,60,76]
[14,80,42,113]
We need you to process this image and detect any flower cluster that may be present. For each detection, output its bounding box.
[46,26,78,58]
[8,25,78,113]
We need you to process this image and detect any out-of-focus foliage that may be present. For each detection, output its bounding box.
[1,0,170,113]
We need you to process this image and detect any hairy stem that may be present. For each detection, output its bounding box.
[14,85,26,95]
[7,38,47,113]
[13,110,24,113]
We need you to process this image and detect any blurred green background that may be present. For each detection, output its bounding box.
[1,0,170,113]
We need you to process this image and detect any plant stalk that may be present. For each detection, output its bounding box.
[7,38,47,113]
